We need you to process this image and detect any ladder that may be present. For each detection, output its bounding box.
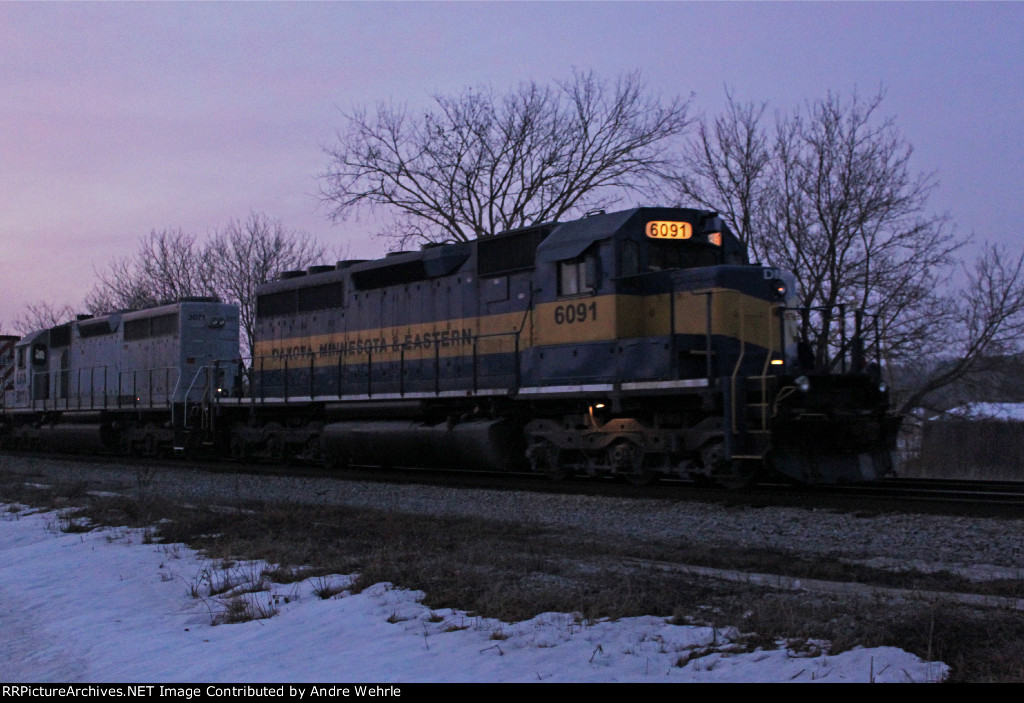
[728,301,779,461]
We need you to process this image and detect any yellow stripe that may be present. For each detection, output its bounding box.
[253,289,781,370]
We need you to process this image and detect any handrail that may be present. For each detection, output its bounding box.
[243,329,524,402]
[31,366,112,411]
[180,365,218,429]
[754,305,781,432]
[30,365,185,412]
[705,291,714,382]
[786,304,880,374]
[729,298,746,435]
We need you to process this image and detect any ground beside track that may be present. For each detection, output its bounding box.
[2,454,1023,681]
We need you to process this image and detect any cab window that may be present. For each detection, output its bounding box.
[648,241,720,271]
[558,253,597,296]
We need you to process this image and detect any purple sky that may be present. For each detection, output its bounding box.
[2,2,1022,327]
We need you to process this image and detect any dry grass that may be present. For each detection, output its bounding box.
[2,465,1023,680]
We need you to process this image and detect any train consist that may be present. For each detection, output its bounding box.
[0,207,901,486]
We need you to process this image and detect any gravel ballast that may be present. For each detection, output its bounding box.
[3,454,1022,583]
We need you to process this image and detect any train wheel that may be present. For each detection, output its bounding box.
[607,439,654,485]
[263,422,284,462]
[527,439,570,481]
[265,434,283,462]
[229,435,248,461]
[301,435,323,464]
[700,441,725,475]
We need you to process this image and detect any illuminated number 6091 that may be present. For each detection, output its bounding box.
[645,221,693,239]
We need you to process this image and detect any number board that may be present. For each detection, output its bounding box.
[645,221,692,239]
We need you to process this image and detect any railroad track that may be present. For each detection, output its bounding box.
[3,450,1023,517]
[737,476,1024,519]
[841,477,1024,506]
[877,477,1024,495]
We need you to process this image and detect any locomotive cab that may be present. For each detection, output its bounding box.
[5,330,50,408]
[528,207,787,386]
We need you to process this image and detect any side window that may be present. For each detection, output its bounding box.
[32,344,47,366]
[558,253,598,297]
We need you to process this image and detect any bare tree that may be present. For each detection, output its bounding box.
[896,244,1024,414]
[764,91,961,370]
[209,212,326,358]
[674,89,773,258]
[84,216,326,358]
[12,301,77,335]
[320,70,693,247]
[674,88,1024,413]
[86,228,217,313]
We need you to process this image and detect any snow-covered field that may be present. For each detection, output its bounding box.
[0,505,946,683]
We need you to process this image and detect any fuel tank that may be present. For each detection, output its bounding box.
[38,423,119,453]
[321,418,525,472]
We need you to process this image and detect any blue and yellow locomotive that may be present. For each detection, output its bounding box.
[225,206,899,485]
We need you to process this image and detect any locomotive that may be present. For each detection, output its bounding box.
[1,207,901,486]
[0,300,239,455]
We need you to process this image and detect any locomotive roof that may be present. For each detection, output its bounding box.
[257,206,747,297]
[535,209,638,262]
[536,207,744,262]
[259,241,474,295]
[12,298,234,345]
[13,328,46,347]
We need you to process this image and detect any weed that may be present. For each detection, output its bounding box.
[57,511,93,534]
[271,584,301,606]
[386,610,411,624]
[263,565,313,584]
[161,543,182,560]
[312,575,348,600]
[211,593,277,626]
[442,618,470,633]
[135,464,158,506]
[179,558,277,626]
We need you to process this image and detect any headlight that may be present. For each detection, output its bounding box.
[795,375,810,393]
[771,279,787,299]
[878,381,888,394]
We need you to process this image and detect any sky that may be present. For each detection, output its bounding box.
[0,504,947,683]
[1,2,1022,328]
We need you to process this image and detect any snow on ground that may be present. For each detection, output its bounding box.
[947,403,1024,421]
[0,506,947,683]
